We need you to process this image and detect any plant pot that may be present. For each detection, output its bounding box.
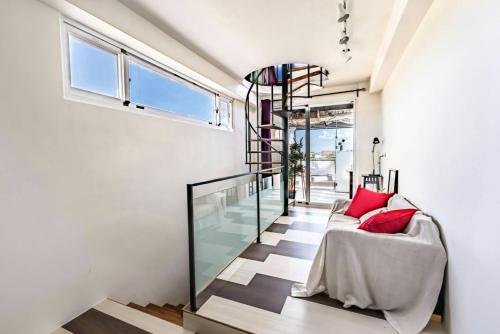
[288,190,296,199]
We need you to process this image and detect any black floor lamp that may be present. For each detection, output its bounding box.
[372,137,380,175]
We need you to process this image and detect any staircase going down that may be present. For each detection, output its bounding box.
[128,302,184,326]
[52,299,192,334]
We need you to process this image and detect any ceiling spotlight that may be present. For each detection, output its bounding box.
[339,30,349,44]
[342,48,352,63]
[338,1,349,23]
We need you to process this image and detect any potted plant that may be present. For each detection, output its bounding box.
[289,138,305,199]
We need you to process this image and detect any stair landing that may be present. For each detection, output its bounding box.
[53,299,192,334]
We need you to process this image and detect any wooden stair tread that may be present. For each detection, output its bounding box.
[288,70,322,84]
[128,303,183,326]
[290,65,319,72]
[160,303,183,316]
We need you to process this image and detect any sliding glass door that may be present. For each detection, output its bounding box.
[290,104,354,205]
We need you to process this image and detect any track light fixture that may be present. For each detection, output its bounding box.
[339,30,349,44]
[342,48,352,63]
[337,1,349,22]
[337,0,352,63]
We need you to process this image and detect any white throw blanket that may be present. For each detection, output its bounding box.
[292,196,447,334]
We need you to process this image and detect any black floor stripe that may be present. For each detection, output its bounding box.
[266,223,289,233]
[240,240,318,261]
[63,308,151,334]
[197,274,294,314]
[266,221,326,234]
[197,273,385,319]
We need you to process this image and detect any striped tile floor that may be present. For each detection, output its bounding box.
[195,206,445,334]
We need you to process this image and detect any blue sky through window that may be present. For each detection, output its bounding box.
[69,35,119,97]
[129,61,214,122]
[295,128,353,153]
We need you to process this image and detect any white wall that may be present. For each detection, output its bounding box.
[381,0,500,332]
[0,1,247,333]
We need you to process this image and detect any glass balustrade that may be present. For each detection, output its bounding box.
[187,167,284,310]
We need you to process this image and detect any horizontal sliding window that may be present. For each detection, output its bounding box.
[68,33,120,98]
[62,21,232,129]
[128,59,215,122]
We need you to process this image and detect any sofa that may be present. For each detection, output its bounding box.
[292,194,447,334]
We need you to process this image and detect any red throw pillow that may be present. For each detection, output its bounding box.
[358,209,417,234]
[344,186,393,218]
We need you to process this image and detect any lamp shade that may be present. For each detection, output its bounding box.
[373,137,380,144]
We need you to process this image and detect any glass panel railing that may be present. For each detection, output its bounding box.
[187,167,284,310]
[191,174,258,294]
[260,173,285,231]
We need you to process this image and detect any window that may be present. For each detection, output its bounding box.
[218,97,232,128]
[68,33,120,98]
[63,21,232,129]
[128,58,215,123]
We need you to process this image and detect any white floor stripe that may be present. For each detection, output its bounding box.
[275,214,329,225]
[218,254,311,285]
[198,296,395,334]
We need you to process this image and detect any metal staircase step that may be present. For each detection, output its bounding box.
[248,150,283,154]
[246,162,282,165]
[250,138,284,142]
[258,124,284,130]
[272,110,289,118]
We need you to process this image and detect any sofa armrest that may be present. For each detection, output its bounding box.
[329,199,351,220]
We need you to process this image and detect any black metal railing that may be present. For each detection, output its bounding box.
[187,166,285,311]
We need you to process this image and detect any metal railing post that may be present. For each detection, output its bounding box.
[282,64,289,216]
[187,184,197,311]
[349,171,354,199]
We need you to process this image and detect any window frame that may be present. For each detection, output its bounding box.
[217,95,233,130]
[126,54,217,125]
[61,19,233,130]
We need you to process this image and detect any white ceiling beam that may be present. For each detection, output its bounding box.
[369,0,434,93]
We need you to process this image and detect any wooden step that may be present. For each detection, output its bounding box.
[128,303,183,327]
[54,299,191,334]
[290,65,319,72]
[288,70,322,84]
[162,303,184,317]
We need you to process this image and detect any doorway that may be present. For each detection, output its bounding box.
[290,103,354,205]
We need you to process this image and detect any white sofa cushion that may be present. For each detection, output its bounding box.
[388,194,417,211]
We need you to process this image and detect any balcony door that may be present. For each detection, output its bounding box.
[290,104,354,205]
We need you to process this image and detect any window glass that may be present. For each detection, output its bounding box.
[219,99,231,128]
[128,60,215,122]
[68,34,119,97]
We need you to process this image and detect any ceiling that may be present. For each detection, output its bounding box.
[118,0,395,87]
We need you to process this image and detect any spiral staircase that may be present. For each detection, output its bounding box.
[243,64,329,211]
